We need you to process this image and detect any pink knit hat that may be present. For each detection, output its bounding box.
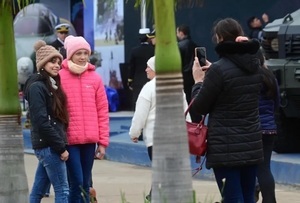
[64,35,91,60]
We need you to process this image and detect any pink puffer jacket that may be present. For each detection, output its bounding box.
[59,60,109,147]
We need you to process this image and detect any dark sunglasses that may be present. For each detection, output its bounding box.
[59,32,68,35]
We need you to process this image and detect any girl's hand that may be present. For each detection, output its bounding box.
[95,145,106,160]
[60,150,69,161]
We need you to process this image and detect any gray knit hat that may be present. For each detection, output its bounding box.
[34,40,63,71]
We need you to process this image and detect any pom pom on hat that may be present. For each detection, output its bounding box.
[34,40,63,71]
[64,35,91,60]
[34,40,46,52]
[147,56,155,71]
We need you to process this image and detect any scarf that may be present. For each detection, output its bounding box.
[68,60,88,74]
[49,77,58,90]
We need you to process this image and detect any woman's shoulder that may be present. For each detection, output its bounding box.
[138,79,155,98]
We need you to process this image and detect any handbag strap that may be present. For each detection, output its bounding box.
[192,155,206,177]
[185,98,195,117]
[185,98,206,124]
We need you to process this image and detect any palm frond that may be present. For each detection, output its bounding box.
[1,0,35,14]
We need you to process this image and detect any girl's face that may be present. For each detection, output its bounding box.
[44,57,61,77]
[145,66,155,80]
[71,49,89,66]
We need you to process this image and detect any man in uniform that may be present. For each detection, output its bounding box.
[128,29,155,110]
[50,23,70,59]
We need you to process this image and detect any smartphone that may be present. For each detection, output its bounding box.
[195,47,207,67]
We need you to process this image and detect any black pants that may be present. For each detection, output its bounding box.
[257,134,277,203]
[147,146,152,197]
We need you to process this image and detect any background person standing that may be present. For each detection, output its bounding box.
[256,52,279,203]
[50,23,70,59]
[128,30,155,110]
[177,24,199,121]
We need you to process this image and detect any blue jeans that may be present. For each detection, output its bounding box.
[66,144,95,203]
[213,165,257,203]
[30,147,69,203]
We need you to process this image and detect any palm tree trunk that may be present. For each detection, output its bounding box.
[0,3,21,114]
[151,0,193,202]
[0,116,29,202]
[0,3,29,202]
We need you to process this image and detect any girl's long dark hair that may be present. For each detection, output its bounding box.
[257,51,278,100]
[261,66,278,100]
[39,69,69,127]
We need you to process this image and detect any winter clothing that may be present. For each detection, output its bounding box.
[129,56,190,147]
[147,56,155,71]
[59,59,109,146]
[24,74,67,154]
[191,39,264,169]
[61,34,109,203]
[34,40,63,71]
[129,77,156,147]
[26,40,69,203]
[64,35,91,60]
[259,83,279,132]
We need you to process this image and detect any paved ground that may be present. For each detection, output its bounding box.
[25,154,300,203]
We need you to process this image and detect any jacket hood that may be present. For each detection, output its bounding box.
[23,73,45,100]
[61,59,95,71]
[215,39,260,73]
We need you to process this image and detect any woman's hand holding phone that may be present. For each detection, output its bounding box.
[192,57,206,83]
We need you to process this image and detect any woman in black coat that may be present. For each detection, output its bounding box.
[191,18,263,203]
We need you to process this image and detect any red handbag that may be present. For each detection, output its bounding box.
[185,98,207,156]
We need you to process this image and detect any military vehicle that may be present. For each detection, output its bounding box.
[262,9,300,153]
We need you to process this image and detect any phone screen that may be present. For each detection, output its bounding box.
[195,47,206,67]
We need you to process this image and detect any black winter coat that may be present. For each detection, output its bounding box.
[191,40,263,169]
[128,43,155,88]
[24,74,67,154]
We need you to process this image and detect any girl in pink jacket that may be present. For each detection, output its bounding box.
[59,35,109,203]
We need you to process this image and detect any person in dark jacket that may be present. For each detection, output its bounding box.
[128,31,155,110]
[176,25,197,104]
[191,18,263,203]
[50,23,70,59]
[177,25,200,122]
[255,52,279,203]
[24,40,69,203]
[247,13,269,41]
